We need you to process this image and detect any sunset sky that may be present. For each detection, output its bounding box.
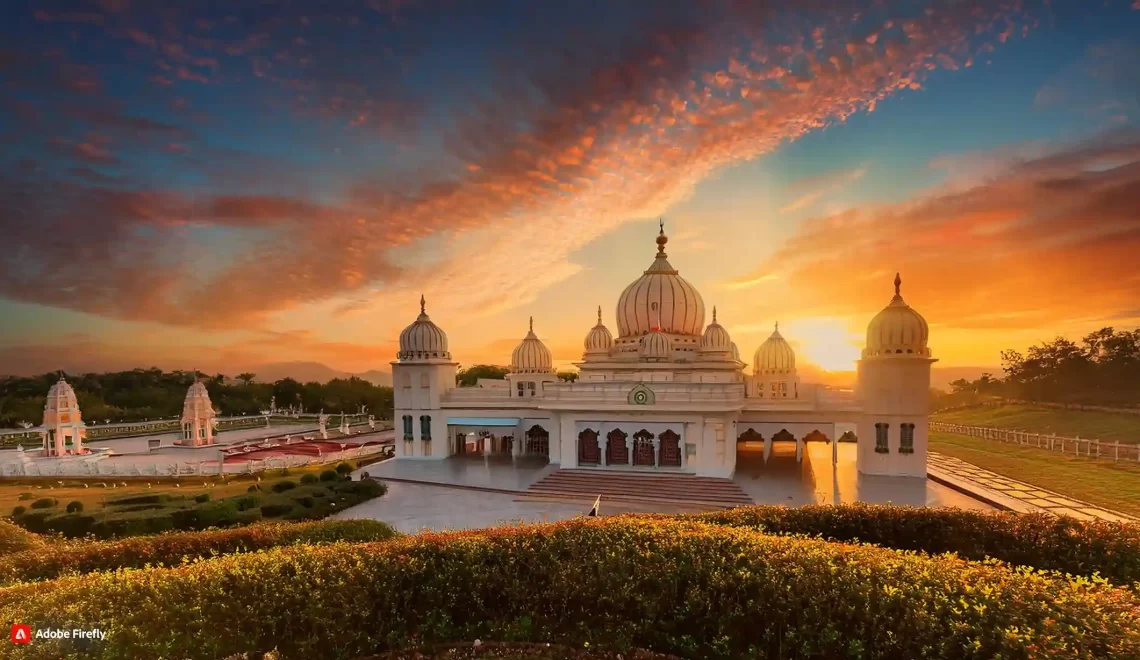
[1,0,1139,380]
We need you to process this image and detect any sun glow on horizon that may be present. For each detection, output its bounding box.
[781,317,863,373]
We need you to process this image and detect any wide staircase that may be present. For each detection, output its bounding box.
[522,469,754,509]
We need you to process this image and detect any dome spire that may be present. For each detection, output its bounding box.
[655,218,668,256]
[529,316,534,333]
[894,273,902,297]
[596,305,602,325]
[419,294,426,314]
[712,306,718,323]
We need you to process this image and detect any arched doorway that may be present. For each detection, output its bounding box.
[658,429,681,467]
[838,431,857,443]
[525,425,549,458]
[606,429,629,465]
[632,429,654,466]
[772,429,795,443]
[803,429,829,444]
[578,429,600,465]
[738,428,764,444]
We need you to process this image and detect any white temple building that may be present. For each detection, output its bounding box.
[392,223,935,479]
[179,381,218,447]
[39,376,88,457]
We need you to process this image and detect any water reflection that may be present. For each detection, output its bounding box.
[733,442,988,510]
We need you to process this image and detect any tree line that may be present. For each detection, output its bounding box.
[939,327,1140,408]
[0,369,395,428]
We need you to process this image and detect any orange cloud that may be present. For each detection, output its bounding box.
[729,130,1140,337]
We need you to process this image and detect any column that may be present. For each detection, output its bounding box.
[652,437,660,467]
[601,433,609,466]
[832,433,838,465]
[763,435,772,463]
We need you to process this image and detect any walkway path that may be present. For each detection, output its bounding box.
[928,452,1136,522]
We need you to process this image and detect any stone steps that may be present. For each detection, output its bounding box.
[524,469,754,508]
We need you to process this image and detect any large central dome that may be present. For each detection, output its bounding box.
[616,222,705,337]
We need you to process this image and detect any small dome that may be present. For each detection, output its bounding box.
[754,323,796,374]
[731,342,741,362]
[43,376,82,422]
[182,381,216,420]
[639,326,672,361]
[863,273,931,358]
[512,317,553,373]
[700,306,732,353]
[616,220,705,338]
[398,295,451,361]
[583,306,613,355]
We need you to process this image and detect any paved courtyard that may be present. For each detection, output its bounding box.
[339,442,990,533]
[928,453,1135,521]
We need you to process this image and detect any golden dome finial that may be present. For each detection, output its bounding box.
[894,273,902,297]
[596,305,602,324]
[656,218,668,255]
[712,306,717,323]
[419,294,426,314]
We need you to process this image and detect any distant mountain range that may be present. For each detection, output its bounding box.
[250,362,392,387]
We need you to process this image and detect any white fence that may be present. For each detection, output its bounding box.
[0,444,392,478]
[930,421,1140,462]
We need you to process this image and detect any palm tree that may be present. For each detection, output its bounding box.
[236,373,256,386]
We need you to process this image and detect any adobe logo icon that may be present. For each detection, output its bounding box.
[10,624,31,644]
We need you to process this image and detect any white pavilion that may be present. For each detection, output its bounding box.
[392,223,935,479]
[38,376,89,457]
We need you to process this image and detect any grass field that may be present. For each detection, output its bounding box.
[932,404,1140,444]
[1,462,340,518]
[929,431,1140,517]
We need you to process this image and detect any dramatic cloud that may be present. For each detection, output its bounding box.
[728,129,1140,331]
[1,0,1041,330]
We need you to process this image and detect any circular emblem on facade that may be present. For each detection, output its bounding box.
[628,384,655,405]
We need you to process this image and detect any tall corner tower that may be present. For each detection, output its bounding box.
[392,295,456,459]
[856,274,936,477]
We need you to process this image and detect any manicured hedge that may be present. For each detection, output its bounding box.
[4,518,1138,659]
[0,519,398,586]
[686,504,1140,587]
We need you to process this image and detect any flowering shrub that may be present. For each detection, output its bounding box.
[0,519,397,585]
[4,517,1138,659]
[0,518,41,555]
[687,504,1140,587]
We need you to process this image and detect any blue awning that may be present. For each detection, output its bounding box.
[447,417,520,427]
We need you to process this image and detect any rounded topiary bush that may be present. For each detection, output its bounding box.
[259,503,294,518]
[335,462,352,476]
[194,493,211,503]
[1,517,1136,660]
[17,493,35,501]
[30,498,57,510]
[319,470,338,482]
[300,473,318,485]
[12,506,27,516]
[65,501,84,514]
[271,480,297,493]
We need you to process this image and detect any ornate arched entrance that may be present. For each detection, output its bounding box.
[803,429,829,444]
[525,425,549,458]
[606,429,629,465]
[578,428,600,465]
[658,429,681,467]
[632,429,654,466]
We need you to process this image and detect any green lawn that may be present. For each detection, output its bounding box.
[929,431,1140,517]
[933,404,1140,444]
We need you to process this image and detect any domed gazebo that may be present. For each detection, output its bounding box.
[39,376,88,457]
[179,380,218,447]
[397,295,451,362]
[582,306,613,361]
